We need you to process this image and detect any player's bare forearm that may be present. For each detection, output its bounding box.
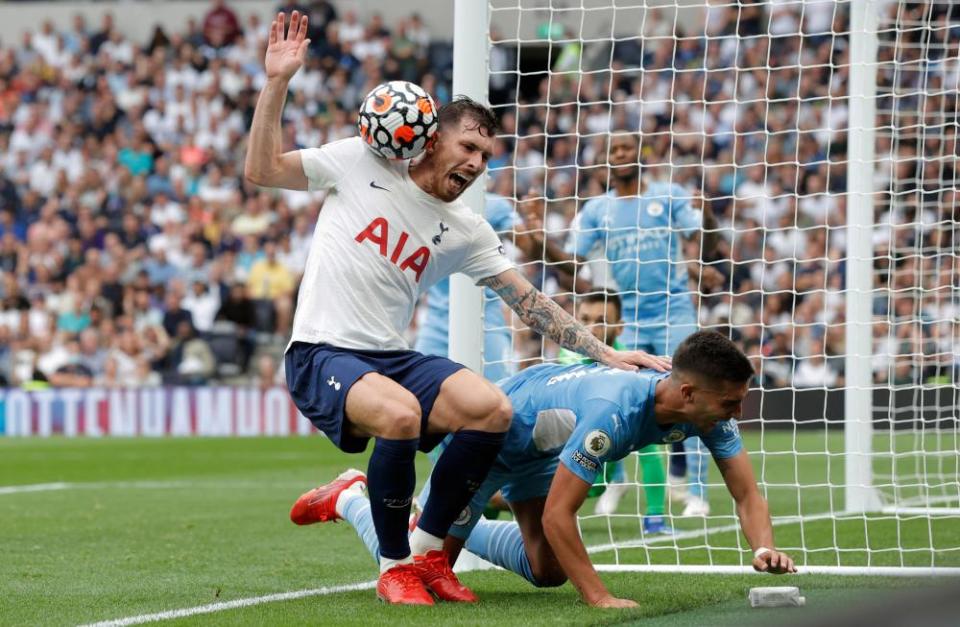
[542,465,614,605]
[480,269,610,363]
[543,508,610,603]
[245,78,288,182]
[245,79,307,190]
[735,492,774,551]
[718,452,772,548]
[718,451,795,572]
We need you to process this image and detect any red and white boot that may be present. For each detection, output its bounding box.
[289,469,366,525]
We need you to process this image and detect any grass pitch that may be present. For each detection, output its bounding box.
[1,433,956,626]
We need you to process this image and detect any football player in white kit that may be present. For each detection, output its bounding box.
[244,11,671,605]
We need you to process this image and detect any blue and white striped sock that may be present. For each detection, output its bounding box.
[463,518,536,585]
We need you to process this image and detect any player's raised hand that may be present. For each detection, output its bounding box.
[753,548,797,574]
[265,11,310,81]
[590,594,639,609]
[601,348,672,373]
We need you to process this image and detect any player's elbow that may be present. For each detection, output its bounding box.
[243,163,264,187]
[243,162,271,188]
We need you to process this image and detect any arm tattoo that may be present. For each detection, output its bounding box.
[480,272,609,363]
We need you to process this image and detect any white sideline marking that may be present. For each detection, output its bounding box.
[77,581,377,627]
[0,482,69,494]
[0,480,309,495]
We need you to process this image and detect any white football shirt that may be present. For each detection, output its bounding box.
[289,137,513,351]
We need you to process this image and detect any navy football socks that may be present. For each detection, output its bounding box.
[366,437,418,559]
[417,429,505,539]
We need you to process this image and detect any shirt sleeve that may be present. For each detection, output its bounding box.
[700,418,743,460]
[299,137,366,192]
[458,217,514,283]
[669,183,701,236]
[559,400,629,485]
[564,200,601,257]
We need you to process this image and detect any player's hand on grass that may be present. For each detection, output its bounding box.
[753,548,797,574]
[589,594,639,609]
[265,11,310,81]
[601,347,672,373]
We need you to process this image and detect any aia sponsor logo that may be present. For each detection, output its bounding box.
[355,217,431,282]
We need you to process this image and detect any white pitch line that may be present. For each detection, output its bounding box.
[0,480,311,496]
[0,482,69,495]
[77,581,378,627]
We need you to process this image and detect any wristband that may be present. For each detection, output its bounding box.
[754,547,772,559]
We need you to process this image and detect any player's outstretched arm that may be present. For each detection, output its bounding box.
[542,465,637,608]
[716,451,797,574]
[244,11,311,191]
[479,268,671,372]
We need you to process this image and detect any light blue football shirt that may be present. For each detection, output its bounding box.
[565,182,700,325]
[498,363,742,485]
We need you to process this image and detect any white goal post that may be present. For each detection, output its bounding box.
[450,0,960,575]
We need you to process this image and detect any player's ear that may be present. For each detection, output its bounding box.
[425,131,440,154]
[607,321,623,342]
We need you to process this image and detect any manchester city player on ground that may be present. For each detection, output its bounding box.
[536,131,725,516]
[295,332,796,608]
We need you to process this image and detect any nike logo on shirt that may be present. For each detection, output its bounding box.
[369,181,390,192]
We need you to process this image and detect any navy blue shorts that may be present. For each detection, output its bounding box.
[285,342,465,454]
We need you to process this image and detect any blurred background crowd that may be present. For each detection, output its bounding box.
[0,0,955,391]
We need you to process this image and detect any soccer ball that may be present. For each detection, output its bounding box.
[357,81,438,160]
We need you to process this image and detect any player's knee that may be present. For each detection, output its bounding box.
[378,400,422,440]
[490,393,513,432]
[476,391,512,433]
[531,566,567,588]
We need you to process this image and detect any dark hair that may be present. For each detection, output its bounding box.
[673,331,754,383]
[579,290,622,318]
[610,128,640,146]
[438,96,498,138]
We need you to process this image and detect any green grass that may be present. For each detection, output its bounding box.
[0,434,956,626]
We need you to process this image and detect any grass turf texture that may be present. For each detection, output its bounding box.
[1,434,956,626]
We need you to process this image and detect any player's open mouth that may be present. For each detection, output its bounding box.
[449,172,469,190]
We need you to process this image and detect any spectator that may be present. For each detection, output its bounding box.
[162,287,194,338]
[203,0,242,48]
[246,240,294,335]
[182,279,220,334]
[171,320,215,384]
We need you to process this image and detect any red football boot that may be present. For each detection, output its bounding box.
[413,549,479,603]
[289,469,366,525]
[377,564,435,605]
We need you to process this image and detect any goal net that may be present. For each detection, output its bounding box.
[452,0,960,574]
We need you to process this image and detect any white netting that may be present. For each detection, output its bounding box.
[871,1,959,519]
[472,0,960,572]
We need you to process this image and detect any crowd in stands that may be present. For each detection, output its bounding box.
[0,0,954,391]
[489,0,958,390]
[0,0,446,388]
